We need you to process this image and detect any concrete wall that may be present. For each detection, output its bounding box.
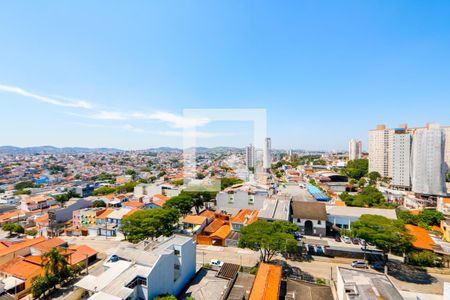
[216,190,266,210]
[293,218,326,236]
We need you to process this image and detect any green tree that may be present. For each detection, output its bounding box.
[221,177,244,190]
[164,196,193,215]
[42,248,72,284]
[342,159,368,180]
[14,180,35,190]
[92,200,107,208]
[367,171,381,186]
[350,215,412,254]
[418,210,444,227]
[238,221,298,262]
[179,190,217,214]
[25,229,38,236]
[155,296,177,300]
[31,275,55,299]
[92,186,116,196]
[121,208,180,243]
[2,223,24,235]
[397,210,419,225]
[408,250,440,267]
[54,190,80,206]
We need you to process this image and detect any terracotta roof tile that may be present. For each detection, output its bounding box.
[249,263,282,300]
[32,237,66,252]
[406,224,436,251]
[0,237,46,257]
[0,256,42,280]
[182,215,207,225]
[204,219,226,234]
[211,225,231,240]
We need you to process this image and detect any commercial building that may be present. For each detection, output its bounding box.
[348,139,362,161]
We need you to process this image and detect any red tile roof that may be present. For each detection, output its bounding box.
[406,224,436,251]
[249,263,282,300]
[32,237,66,252]
[0,256,42,280]
[0,237,46,257]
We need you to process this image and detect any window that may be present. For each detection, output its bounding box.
[317,220,321,225]
[297,218,301,223]
[174,264,181,281]
[174,249,181,256]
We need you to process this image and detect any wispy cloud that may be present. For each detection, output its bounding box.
[74,122,144,133]
[155,130,235,138]
[87,110,209,128]
[0,84,93,109]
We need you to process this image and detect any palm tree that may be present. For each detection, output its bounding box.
[42,248,71,284]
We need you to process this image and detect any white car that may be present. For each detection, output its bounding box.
[351,260,368,269]
[210,259,224,269]
[342,236,352,244]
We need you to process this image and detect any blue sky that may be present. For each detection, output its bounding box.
[1,1,450,150]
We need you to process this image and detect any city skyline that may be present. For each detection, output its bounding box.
[1,1,450,150]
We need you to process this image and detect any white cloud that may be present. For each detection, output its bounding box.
[73,122,144,133]
[155,130,234,138]
[86,110,210,128]
[0,84,93,109]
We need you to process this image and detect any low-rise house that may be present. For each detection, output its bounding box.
[20,195,56,212]
[326,206,397,230]
[0,210,28,227]
[216,182,271,211]
[292,201,327,236]
[181,215,209,235]
[230,209,258,232]
[76,235,196,300]
[258,195,291,222]
[73,208,106,228]
[249,263,282,300]
[197,213,231,247]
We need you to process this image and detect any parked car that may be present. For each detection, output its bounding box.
[307,245,316,255]
[210,259,224,270]
[351,260,368,269]
[293,232,303,241]
[316,246,325,256]
[351,238,360,245]
[359,239,367,246]
[335,236,341,242]
[342,236,351,244]
[371,261,385,272]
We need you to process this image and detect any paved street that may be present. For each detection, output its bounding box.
[197,244,450,296]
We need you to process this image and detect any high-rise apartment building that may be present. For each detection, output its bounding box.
[348,139,362,161]
[245,144,256,169]
[368,124,394,178]
[369,123,449,196]
[391,128,412,189]
[263,137,272,170]
[411,124,447,196]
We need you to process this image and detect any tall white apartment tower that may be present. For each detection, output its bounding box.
[263,137,272,170]
[348,139,362,161]
[411,123,447,196]
[391,128,412,189]
[245,144,256,169]
[368,124,394,178]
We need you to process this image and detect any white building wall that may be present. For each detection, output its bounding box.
[391,132,411,188]
[216,190,267,210]
[411,124,447,196]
